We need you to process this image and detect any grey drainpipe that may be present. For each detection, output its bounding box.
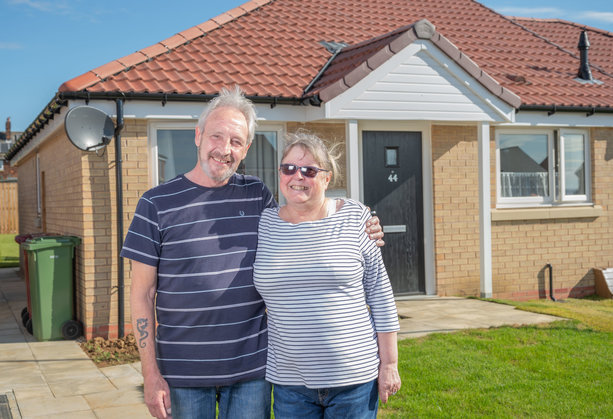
[114,99,125,338]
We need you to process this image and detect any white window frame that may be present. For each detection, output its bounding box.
[148,121,197,186]
[558,129,591,203]
[495,128,591,208]
[148,121,285,199]
[244,123,284,203]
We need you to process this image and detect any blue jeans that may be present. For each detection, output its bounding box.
[169,378,271,419]
[272,379,378,419]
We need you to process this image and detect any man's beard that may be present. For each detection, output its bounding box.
[199,151,237,183]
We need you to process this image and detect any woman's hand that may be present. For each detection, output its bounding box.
[378,362,401,403]
[377,331,400,403]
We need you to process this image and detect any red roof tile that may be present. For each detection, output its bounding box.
[310,21,520,107]
[60,0,613,109]
[58,71,100,92]
[510,17,613,78]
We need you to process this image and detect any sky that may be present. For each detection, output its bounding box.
[1,0,613,134]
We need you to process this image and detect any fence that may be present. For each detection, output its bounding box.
[0,180,18,234]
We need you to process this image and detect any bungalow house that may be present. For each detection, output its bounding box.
[6,0,613,339]
[1,118,19,180]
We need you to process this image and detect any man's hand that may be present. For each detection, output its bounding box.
[366,210,385,247]
[144,372,172,418]
[130,260,170,418]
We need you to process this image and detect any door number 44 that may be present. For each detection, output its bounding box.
[388,173,398,183]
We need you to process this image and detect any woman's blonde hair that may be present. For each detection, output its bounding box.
[281,129,342,187]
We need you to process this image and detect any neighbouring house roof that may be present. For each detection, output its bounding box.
[500,146,547,173]
[8,0,613,160]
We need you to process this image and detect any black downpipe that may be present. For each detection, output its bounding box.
[115,99,125,338]
[519,104,613,114]
[546,263,556,302]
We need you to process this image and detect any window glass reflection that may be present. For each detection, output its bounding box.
[499,134,549,198]
[563,134,585,195]
[157,130,196,184]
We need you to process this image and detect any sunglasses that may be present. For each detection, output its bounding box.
[279,163,329,178]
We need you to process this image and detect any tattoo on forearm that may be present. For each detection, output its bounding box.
[136,318,149,348]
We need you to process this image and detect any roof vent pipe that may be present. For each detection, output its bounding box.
[577,31,593,81]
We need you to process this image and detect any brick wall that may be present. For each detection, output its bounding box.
[490,127,613,300]
[431,125,481,296]
[430,125,612,300]
[82,119,150,338]
[14,120,150,339]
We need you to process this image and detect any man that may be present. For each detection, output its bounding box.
[121,86,383,419]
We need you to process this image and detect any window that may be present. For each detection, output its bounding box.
[385,147,399,167]
[496,129,590,206]
[238,131,279,202]
[156,129,196,184]
[151,123,281,200]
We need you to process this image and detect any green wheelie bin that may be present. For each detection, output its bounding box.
[23,236,82,341]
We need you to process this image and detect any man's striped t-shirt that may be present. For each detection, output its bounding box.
[121,173,276,387]
[253,199,399,388]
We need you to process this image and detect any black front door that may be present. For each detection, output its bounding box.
[363,131,425,294]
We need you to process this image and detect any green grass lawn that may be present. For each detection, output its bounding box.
[0,233,19,268]
[379,298,613,418]
[492,296,613,333]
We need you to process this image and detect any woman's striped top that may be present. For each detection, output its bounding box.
[253,199,399,388]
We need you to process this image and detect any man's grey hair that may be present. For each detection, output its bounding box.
[197,86,258,144]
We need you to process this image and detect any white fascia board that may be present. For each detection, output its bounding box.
[324,40,515,123]
[11,98,323,165]
[68,100,325,123]
[255,103,325,122]
[511,111,613,127]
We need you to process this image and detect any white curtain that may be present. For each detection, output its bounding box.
[501,172,548,197]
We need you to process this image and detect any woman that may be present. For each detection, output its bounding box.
[253,131,401,418]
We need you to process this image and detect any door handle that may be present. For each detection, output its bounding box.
[383,225,407,233]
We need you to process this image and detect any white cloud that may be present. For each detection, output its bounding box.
[0,42,22,50]
[495,7,565,17]
[9,0,71,14]
[578,11,613,24]
[9,0,54,12]
[493,6,613,27]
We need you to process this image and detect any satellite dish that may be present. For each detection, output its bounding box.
[64,106,114,151]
